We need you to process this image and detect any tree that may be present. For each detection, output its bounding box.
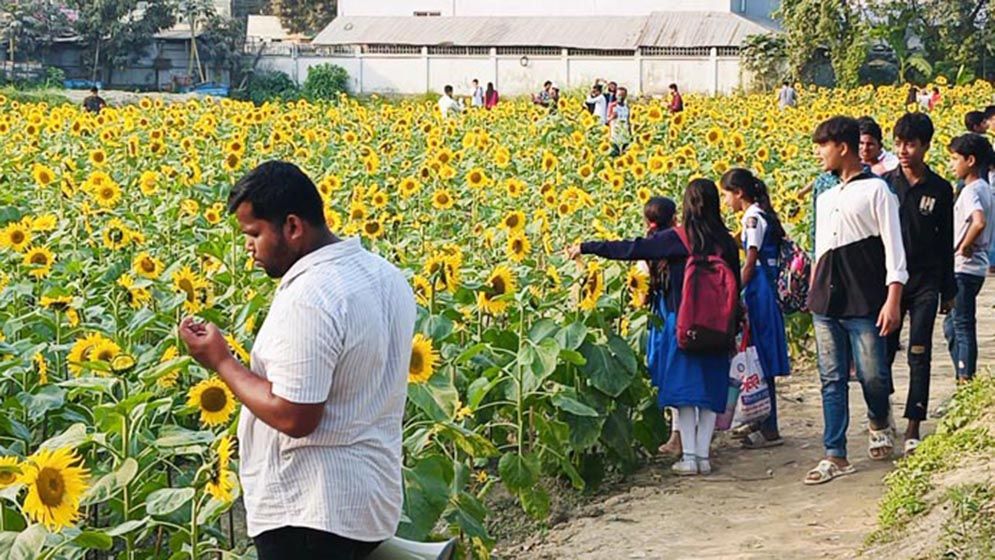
[916,0,992,81]
[776,0,868,88]
[740,33,788,92]
[197,8,246,85]
[0,0,73,62]
[868,1,933,84]
[266,0,335,37]
[68,0,176,83]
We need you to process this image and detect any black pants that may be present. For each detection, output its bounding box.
[253,526,382,560]
[886,272,940,421]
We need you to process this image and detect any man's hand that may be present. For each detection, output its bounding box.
[940,298,955,315]
[565,244,582,261]
[178,317,234,372]
[959,244,974,258]
[876,298,901,336]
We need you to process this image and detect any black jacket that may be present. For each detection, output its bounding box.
[883,166,956,302]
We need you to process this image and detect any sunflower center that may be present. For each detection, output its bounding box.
[37,467,65,507]
[141,259,155,273]
[11,230,24,244]
[200,387,228,413]
[410,350,424,373]
[30,253,49,265]
[491,276,506,295]
[0,471,15,485]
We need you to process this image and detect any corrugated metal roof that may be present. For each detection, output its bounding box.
[312,12,775,49]
[247,15,290,41]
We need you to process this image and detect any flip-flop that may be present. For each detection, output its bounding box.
[868,428,895,461]
[903,438,921,456]
[741,431,785,449]
[803,459,856,485]
[731,423,759,440]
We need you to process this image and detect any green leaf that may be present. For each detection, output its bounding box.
[106,518,149,538]
[17,385,66,422]
[528,339,560,381]
[498,452,538,493]
[73,531,113,551]
[39,423,87,451]
[455,342,488,365]
[421,315,453,341]
[601,407,636,467]
[528,318,559,342]
[551,392,599,417]
[520,486,550,520]
[139,357,191,383]
[564,413,604,451]
[607,335,638,375]
[155,426,215,448]
[558,348,587,366]
[445,491,493,544]
[436,423,499,458]
[145,488,195,516]
[555,321,588,350]
[579,342,636,397]
[466,376,501,409]
[9,524,47,560]
[397,455,453,541]
[0,415,31,442]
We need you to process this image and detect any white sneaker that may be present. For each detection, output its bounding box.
[671,459,698,476]
[697,459,712,475]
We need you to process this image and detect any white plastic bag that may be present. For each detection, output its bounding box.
[730,340,771,428]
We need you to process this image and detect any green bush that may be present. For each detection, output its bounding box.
[302,63,350,100]
[243,70,299,104]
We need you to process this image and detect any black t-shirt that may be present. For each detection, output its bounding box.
[84,95,106,113]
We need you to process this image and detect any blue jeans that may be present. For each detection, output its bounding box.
[813,315,893,459]
[944,273,986,381]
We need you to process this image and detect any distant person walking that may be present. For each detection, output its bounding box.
[83,86,107,114]
[484,82,499,109]
[778,81,797,109]
[438,85,462,120]
[668,83,684,113]
[586,83,608,125]
[470,79,484,108]
[608,86,632,156]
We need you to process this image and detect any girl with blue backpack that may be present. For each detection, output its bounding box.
[569,179,741,476]
[721,168,792,449]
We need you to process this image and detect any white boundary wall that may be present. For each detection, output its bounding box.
[252,45,744,96]
[338,0,734,17]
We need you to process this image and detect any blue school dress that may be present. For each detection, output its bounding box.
[741,204,791,379]
[582,229,732,413]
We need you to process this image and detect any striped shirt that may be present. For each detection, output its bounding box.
[239,238,416,541]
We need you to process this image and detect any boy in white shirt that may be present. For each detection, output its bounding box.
[438,85,462,120]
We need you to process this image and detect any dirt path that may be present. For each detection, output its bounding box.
[509,281,995,560]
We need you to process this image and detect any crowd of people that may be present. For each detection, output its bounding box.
[569,105,995,483]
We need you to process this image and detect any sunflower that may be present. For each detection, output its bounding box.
[23,246,54,279]
[67,333,109,375]
[411,274,433,306]
[465,167,488,189]
[579,262,604,311]
[408,334,438,384]
[32,163,56,187]
[506,233,531,263]
[705,127,724,146]
[90,339,121,365]
[29,214,57,232]
[501,211,526,233]
[117,274,151,309]
[40,295,72,312]
[204,204,224,225]
[34,353,48,385]
[91,181,122,208]
[101,219,131,250]
[626,266,650,307]
[477,266,516,315]
[222,151,241,172]
[133,251,163,279]
[205,468,237,503]
[362,218,385,239]
[187,377,236,427]
[370,190,389,209]
[157,346,181,389]
[173,266,210,313]
[432,189,455,210]
[1,222,31,252]
[89,148,107,167]
[20,447,89,531]
[0,456,21,488]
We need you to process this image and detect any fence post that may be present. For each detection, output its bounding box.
[490,47,498,90]
[356,45,364,94]
[562,48,569,89]
[709,47,718,96]
[635,47,643,96]
[292,43,299,85]
[422,46,430,94]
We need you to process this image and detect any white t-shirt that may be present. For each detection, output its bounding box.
[873,151,900,175]
[438,94,461,119]
[586,93,608,125]
[742,203,778,268]
[471,86,484,107]
[953,178,994,276]
[239,239,416,541]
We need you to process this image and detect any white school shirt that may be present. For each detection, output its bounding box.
[586,93,608,125]
[742,204,777,268]
[438,94,461,119]
[953,178,994,276]
[239,239,417,541]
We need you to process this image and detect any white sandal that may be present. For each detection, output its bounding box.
[868,428,895,461]
[903,438,921,456]
[671,459,698,476]
[696,459,712,475]
[803,459,856,485]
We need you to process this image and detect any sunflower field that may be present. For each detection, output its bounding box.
[0,80,991,558]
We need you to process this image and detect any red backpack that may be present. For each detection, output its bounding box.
[674,226,739,355]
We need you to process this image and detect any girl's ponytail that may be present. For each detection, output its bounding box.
[720,168,785,243]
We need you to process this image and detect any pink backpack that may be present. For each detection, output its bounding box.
[674,226,739,355]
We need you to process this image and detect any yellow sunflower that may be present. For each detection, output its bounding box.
[501,211,526,233]
[432,189,455,210]
[411,274,433,306]
[465,167,488,189]
[408,334,439,384]
[205,469,237,503]
[0,456,21,488]
[579,262,604,311]
[478,266,516,315]
[101,219,131,250]
[506,233,531,263]
[91,181,122,208]
[187,377,237,427]
[132,251,163,279]
[40,295,73,312]
[89,148,108,167]
[172,266,210,313]
[23,246,54,279]
[20,447,89,531]
[29,214,58,232]
[32,163,56,187]
[1,222,32,252]
[362,218,385,239]
[626,266,650,307]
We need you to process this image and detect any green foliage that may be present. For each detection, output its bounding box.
[302,63,350,100]
[68,0,176,81]
[740,33,788,92]
[266,0,337,36]
[0,0,73,61]
[871,375,995,543]
[243,70,299,104]
[942,484,995,558]
[776,0,868,87]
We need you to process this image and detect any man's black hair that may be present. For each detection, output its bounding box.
[783,80,790,86]
[443,84,453,95]
[543,80,552,87]
[893,112,934,144]
[592,84,603,93]
[984,105,995,120]
[812,116,860,154]
[857,116,883,143]
[948,133,995,171]
[90,86,98,93]
[965,110,987,132]
[227,161,326,227]
[668,83,678,90]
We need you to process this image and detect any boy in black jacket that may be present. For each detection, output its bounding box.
[882,112,956,454]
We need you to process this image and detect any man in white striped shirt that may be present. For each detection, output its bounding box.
[179,161,416,559]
